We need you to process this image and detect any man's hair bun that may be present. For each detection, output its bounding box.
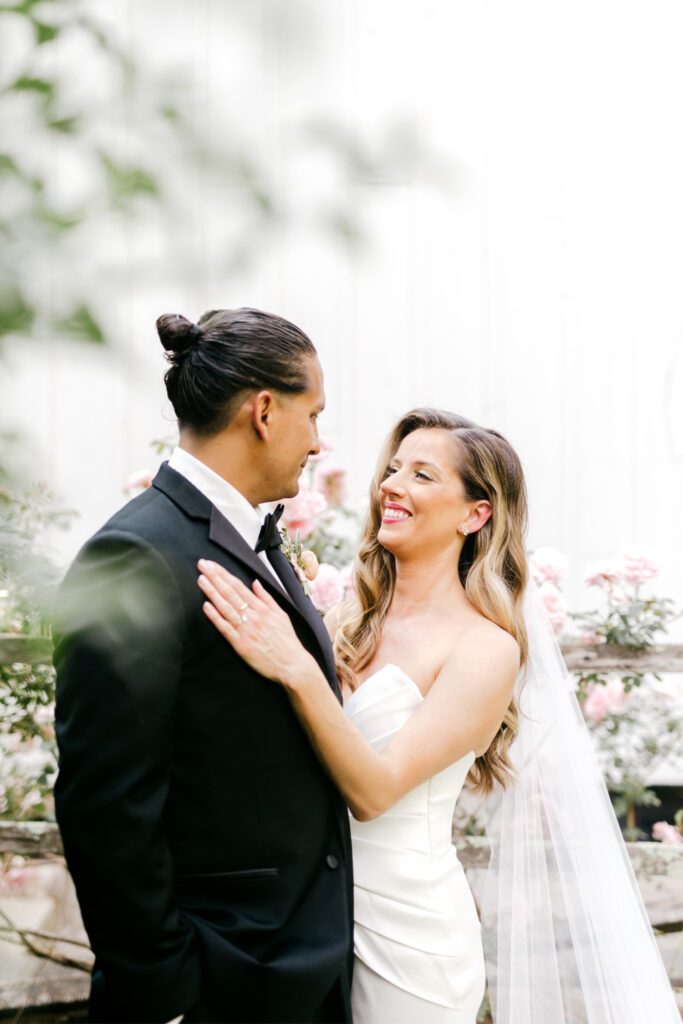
[160,306,317,436]
[156,313,201,354]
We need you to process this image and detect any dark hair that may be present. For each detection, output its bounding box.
[156,307,317,435]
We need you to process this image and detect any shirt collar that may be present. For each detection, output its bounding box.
[167,446,263,549]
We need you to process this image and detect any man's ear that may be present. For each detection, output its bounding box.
[251,390,273,441]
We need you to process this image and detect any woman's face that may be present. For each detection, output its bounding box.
[377,428,488,560]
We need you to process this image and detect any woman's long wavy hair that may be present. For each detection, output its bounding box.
[334,408,529,794]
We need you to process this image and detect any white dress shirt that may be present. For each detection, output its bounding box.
[167,446,283,587]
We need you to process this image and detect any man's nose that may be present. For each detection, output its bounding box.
[309,426,321,457]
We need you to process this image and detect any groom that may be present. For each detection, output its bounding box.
[54,308,353,1023]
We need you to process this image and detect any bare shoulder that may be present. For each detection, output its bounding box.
[443,616,520,695]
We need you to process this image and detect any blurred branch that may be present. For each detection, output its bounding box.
[0,906,92,972]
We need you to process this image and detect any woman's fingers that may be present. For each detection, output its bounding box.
[202,598,240,640]
[252,578,281,608]
[199,560,255,604]
[197,560,267,626]
[197,572,241,626]
[197,561,311,687]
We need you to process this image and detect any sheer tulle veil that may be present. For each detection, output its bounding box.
[480,579,679,1023]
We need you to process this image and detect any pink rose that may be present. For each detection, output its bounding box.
[584,561,621,589]
[652,821,683,845]
[314,464,347,506]
[280,484,327,540]
[582,630,607,646]
[583,677,628,723]
[539,581,567,632]
[530,547,568,585]
[583,683,609,724]
[309,563,344,613]
[123,469,154,493]
[617,547,659,586]
[307,435,335,464]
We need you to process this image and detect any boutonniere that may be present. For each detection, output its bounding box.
[279,527,319,596]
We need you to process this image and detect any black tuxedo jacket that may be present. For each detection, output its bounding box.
[54,464,353,1023]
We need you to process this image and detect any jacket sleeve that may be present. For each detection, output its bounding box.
[53,530,201,1022]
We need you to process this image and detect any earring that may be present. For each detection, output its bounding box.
[460,525,469,537]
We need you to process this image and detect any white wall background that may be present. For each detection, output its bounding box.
[4,0,683,626]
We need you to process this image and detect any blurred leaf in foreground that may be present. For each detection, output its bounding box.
[54,304,105,344]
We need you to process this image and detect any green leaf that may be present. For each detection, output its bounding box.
[10,75,55,97]
[0,153,19,177]
[48,115,79,134]
[1,0,45,13]
[159,105,181,123]
[54,304,105,343]
[35,203,80,231]
[99,151,159,203]
[32,19,59,45]
[0,286,35,337]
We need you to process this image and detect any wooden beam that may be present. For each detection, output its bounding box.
[0,635,53,666]
[0,821,63,858]
[560,642,683,673]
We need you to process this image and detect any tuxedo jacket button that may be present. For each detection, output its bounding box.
[325,854,339,870]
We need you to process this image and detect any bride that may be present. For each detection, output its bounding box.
[197,407,679,1024]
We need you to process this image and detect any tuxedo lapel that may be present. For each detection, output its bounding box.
[153,463,338,692]
[266,546,341,699]
[210,510,340,699]
[207,507,295,611]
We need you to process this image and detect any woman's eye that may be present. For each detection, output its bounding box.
[416,471,432,481]
[385,466,397,476]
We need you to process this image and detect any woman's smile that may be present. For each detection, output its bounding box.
[382,502,413,524]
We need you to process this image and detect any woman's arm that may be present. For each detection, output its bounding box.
[198,560,519,821]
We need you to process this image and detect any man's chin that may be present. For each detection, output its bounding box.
[265,478,300,503]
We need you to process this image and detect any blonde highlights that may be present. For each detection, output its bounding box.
[334,409,528,794]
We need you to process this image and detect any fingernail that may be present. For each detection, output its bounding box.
[198,559,208,569]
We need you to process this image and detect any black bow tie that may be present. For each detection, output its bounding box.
[255,504,285,553]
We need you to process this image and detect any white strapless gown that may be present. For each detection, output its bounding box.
[344,664,486,1024]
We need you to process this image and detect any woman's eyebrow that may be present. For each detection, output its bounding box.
[389,458,442,472]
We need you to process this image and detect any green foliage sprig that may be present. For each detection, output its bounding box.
[571,595,678,653]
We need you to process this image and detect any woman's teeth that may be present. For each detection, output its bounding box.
[384,508,411,520]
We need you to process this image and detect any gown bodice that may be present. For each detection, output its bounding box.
[344,664,485,1013]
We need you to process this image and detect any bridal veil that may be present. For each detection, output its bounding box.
[481,581,679,1022]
